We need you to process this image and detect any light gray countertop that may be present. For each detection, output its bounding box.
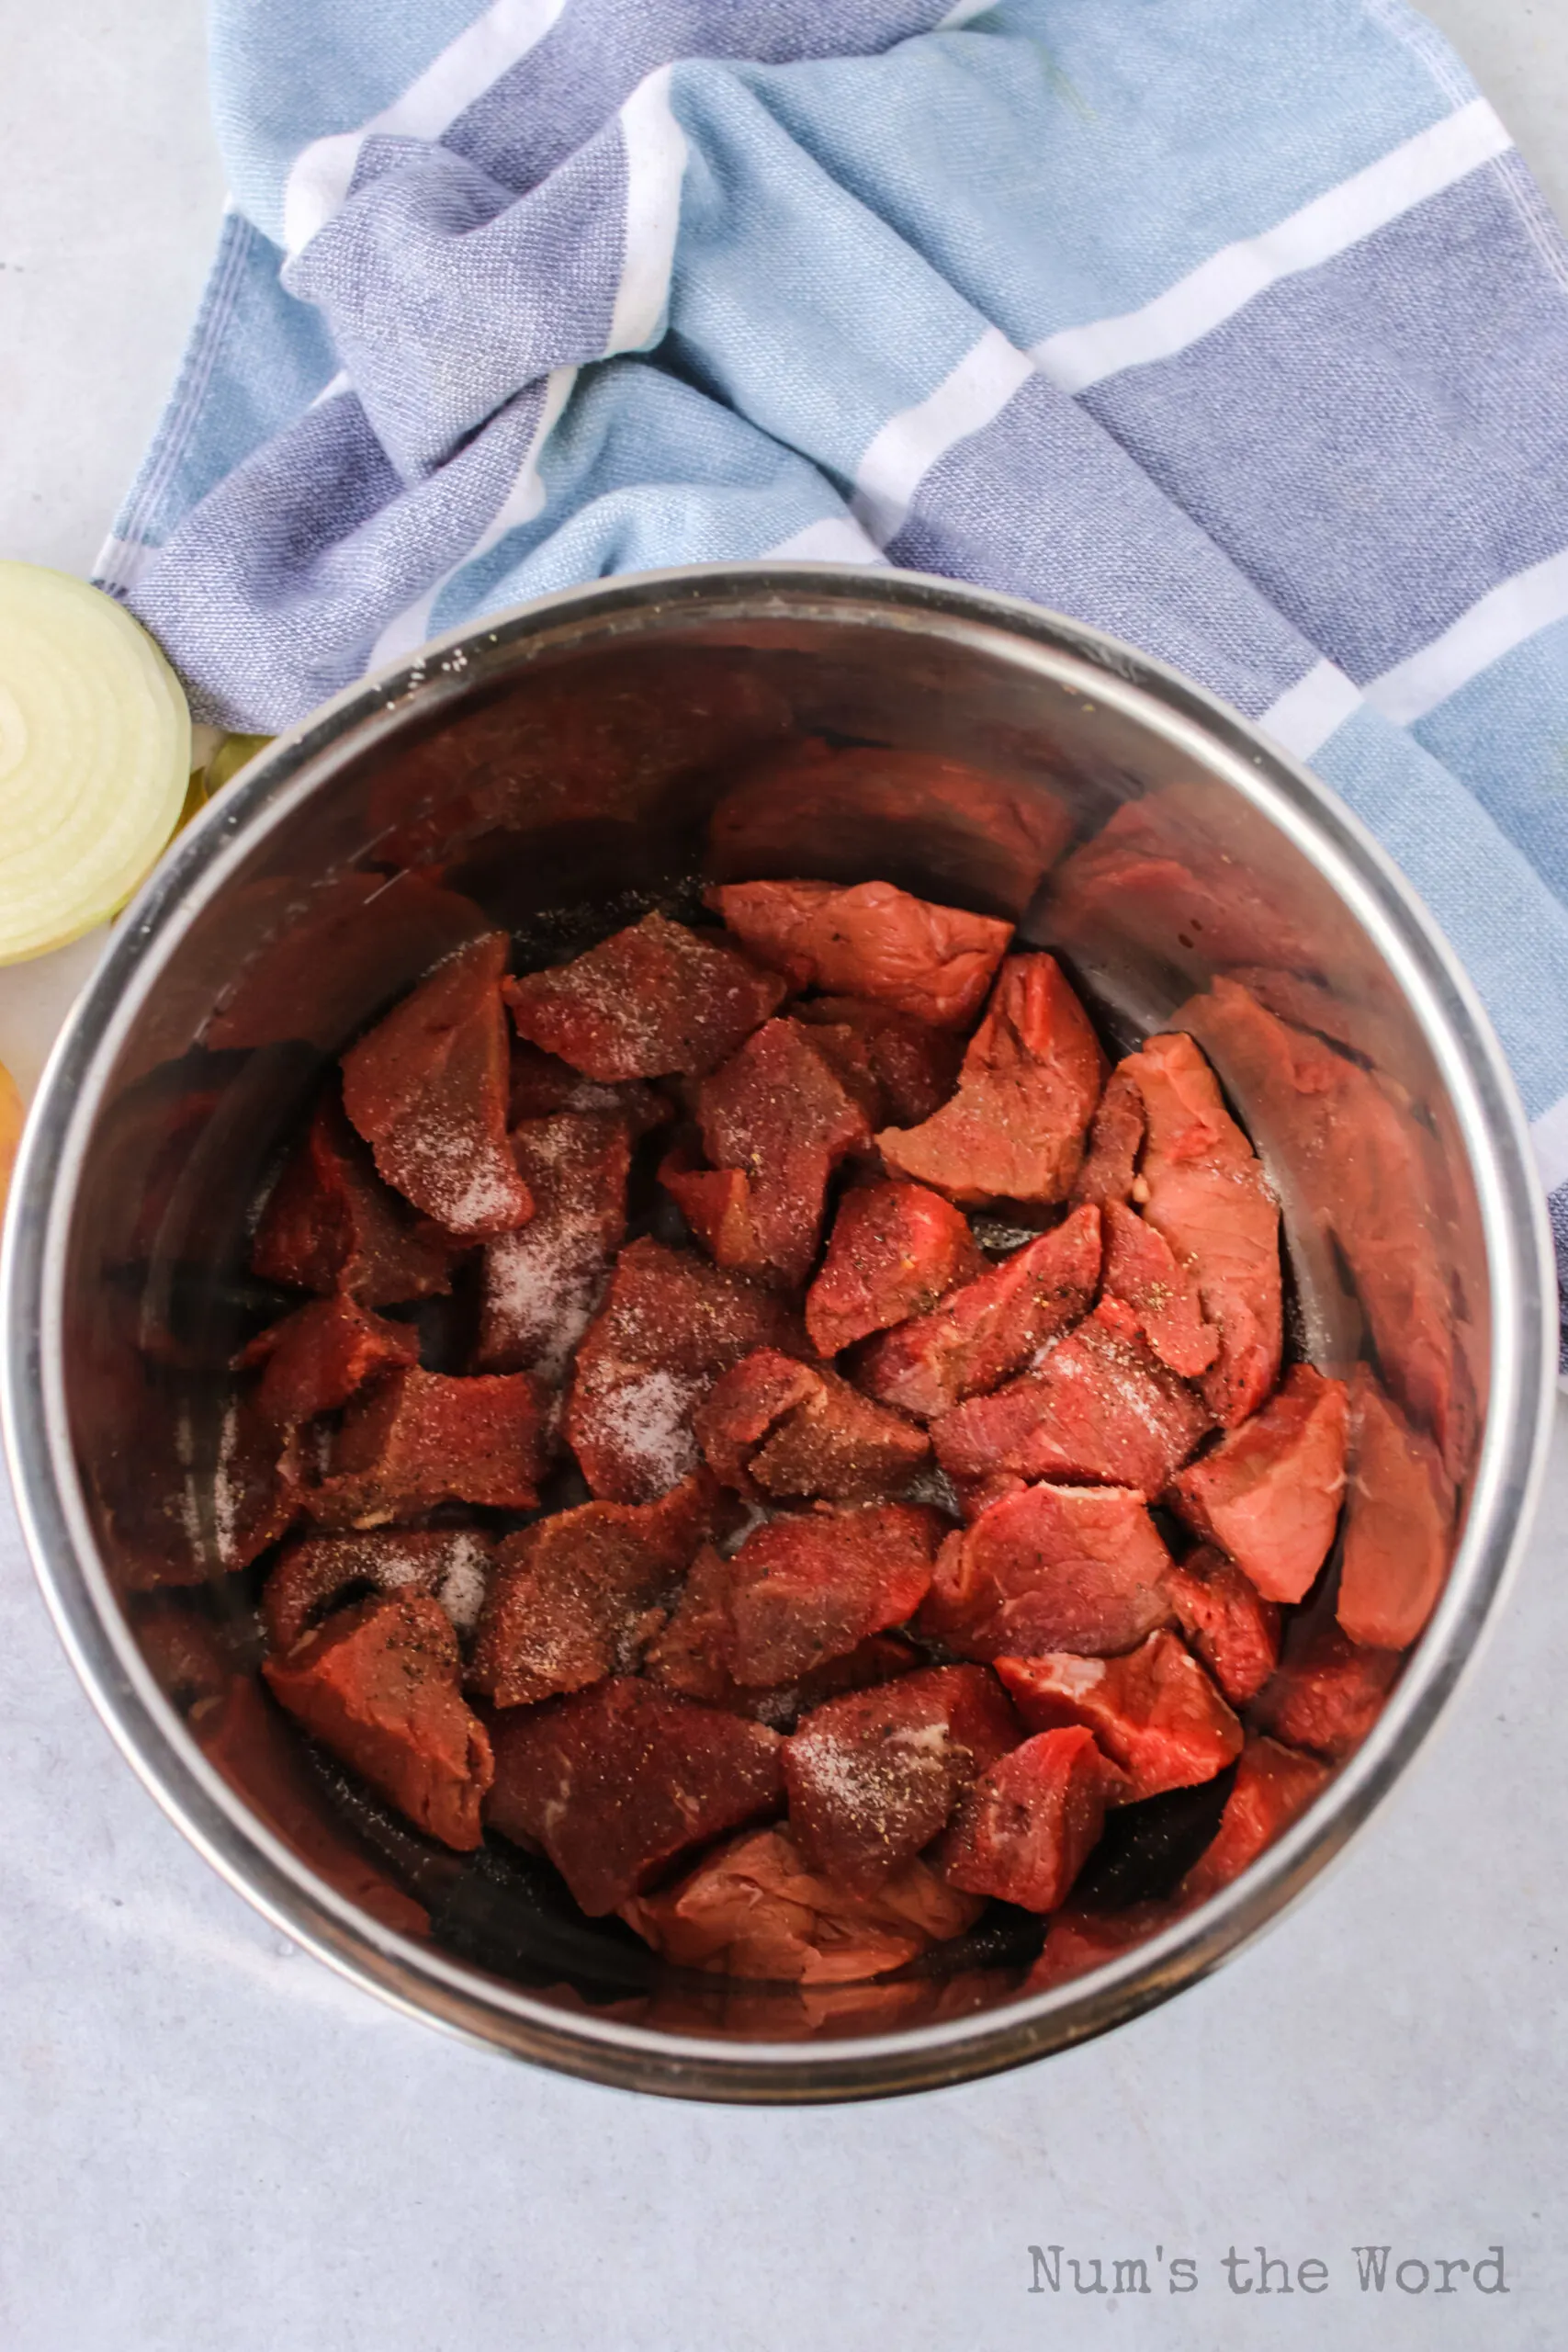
[1,6,1565,2346]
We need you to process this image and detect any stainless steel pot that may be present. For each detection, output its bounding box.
[2,566,1553,2101]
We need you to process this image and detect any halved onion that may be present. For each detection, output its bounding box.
[0,563,190,964]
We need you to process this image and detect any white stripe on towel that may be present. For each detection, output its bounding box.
[367,363,577,670]
[1529,1091,1568,1196]
[282,0,568,257]
[851,326,1034,547]
[606,68,691,356]
[763,515,889,564]
[1361,544,1568,726]
[1257,660,1364,762]
[1032,98,1512,395]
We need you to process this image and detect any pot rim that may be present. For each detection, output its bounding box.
[3,561,1554,2102]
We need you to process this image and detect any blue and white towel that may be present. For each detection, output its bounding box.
[99,0,1568,1362]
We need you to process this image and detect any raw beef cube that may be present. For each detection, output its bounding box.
[341,933,533,1239]
[675,1019,873,1289]
[639,1543,739,1706]
[468,1471,724,1707]
[658,1146,756,1269]
[724,1503,945,1686]
[484,1677,784,1915]
[1069,1069,1145,1210]
[263,1592,493,1850]
[784,1664,1021,1891]
[932,1298,1212,1496]
[1336,1366,1453,1650]
[695,1350,821,1491]
[708,877,1012,1030]
[855,1204,1102,1421]
[312,1367,551,1526]
[566,1238,802,1502]
[1182,979,1472,1481]
[1109,1031,1281,1426]
[1164,1545,1281,1707]
[694,1347,929,1503]
[1101,1200,1218,1379]
[209,1395,302,1571]
[940,1727,1118,1911]
[239,1295,420,1434]
[1178,1735,1332,1904]
[507,1038,669,1134]
[996,1632,1242,1802]
[919,1483,1174,1660]
[251,1097,463,1305]
[1170,1363,1349,1603]
[794,995,964,1127]
[1249,1615,1401,1759]
[475,1110,631,1377]
[643,1545,916,1722]
[878,955,1107,1205]
[263,1528,494,1653]
[621,1824,981,1980]
[1029,1896,1187,1988]
[504,910,785,1080]
[806,1182,983,1356]
[708,741,1071,918]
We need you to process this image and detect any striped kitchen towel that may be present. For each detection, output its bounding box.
[100,0,1568,1360]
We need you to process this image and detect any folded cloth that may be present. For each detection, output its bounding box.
[101,0,1568,1361]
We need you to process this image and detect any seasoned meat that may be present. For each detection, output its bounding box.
[940,1727,1120,1912]
[1249,1613,1401,1759]
[1101,1199,1218,1380]
[504,910,785,1080]
[919,1483,1175,1660]
[468,1473,728,1708]
[878,955,1107,1205]
[486,1678,784,1915]
[341,933,532,1238]
[264,1592,493,1851]
[1163,1545,1281,1708]
[238,1294,419,1435]
[1169,1363,1349,1604]
[565,1238,802,1502]
[311,1367,551,1525]
[784,1665,1020,1891]
[723,1503,946,1686]
[996,1632,1242,1803]
[263,1528,494,1653]
[932,1297,1212,1497]
[1110,1030,1281,1426]
[855,1204,1102,1421]
[708,876,1012,1030]
[252,1096,464,1305]
[475,1109,631,1377]
[695,1347,929,1503]
[794,994,964,1126]
[806,1181,982,1356]
[667,1019,872,1290]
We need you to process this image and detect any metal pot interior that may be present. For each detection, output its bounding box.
[46,586,1491,2060]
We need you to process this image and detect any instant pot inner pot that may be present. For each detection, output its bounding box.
[61,608,1484,2042]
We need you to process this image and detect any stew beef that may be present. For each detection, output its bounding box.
[218,866,1449,1990]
